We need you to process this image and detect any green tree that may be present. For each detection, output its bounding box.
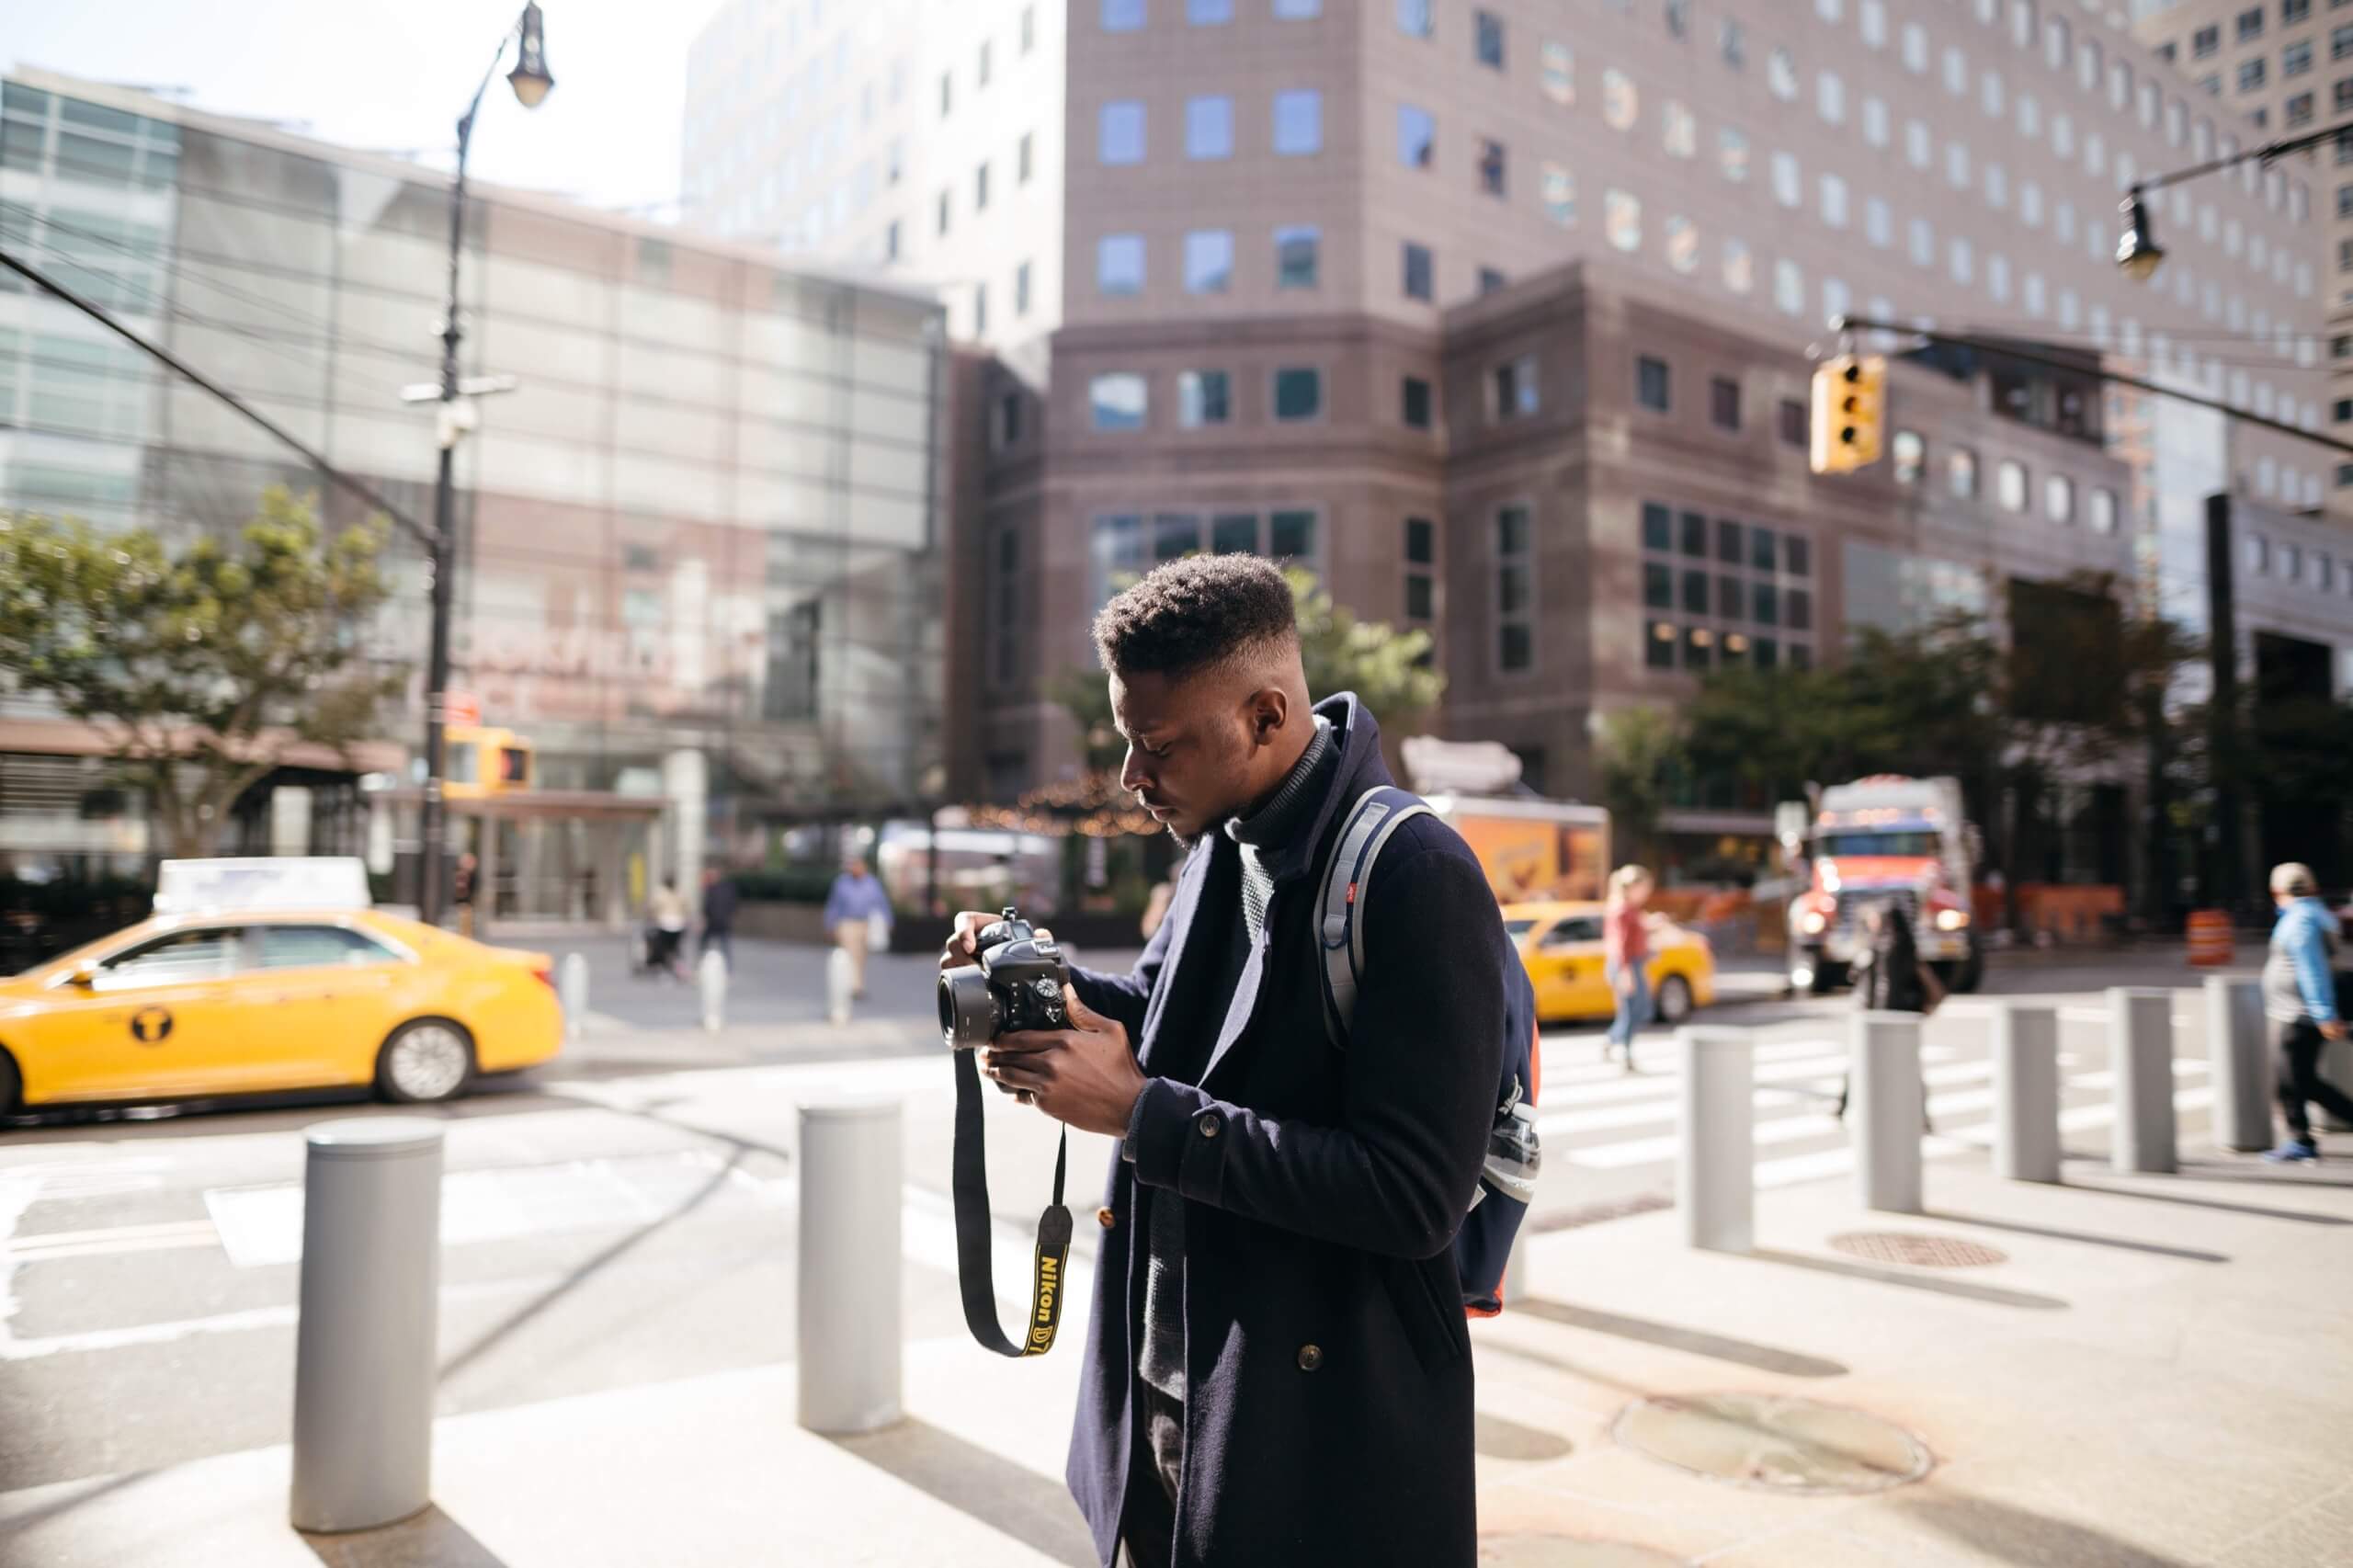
[1048,665,1127,776]
[1287,567,1444,734]
[1592,706,1683,869]
[0,487,405,858]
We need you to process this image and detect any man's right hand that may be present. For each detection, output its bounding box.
[939,910,1053,970]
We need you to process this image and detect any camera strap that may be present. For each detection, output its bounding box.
[951,1045,1074,1358]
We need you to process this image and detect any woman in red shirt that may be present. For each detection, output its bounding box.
[1604,865,1654,1069]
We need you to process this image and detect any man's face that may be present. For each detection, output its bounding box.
[1110,667,1257,845]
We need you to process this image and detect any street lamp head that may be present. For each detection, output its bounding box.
[508,2,554,108]
[2116,189,2165,282]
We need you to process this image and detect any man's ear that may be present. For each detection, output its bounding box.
[1245,686,1290,746]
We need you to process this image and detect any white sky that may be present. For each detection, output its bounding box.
[7,0,711,218]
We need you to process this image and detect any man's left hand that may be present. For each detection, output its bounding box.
[984,985,1147,1138]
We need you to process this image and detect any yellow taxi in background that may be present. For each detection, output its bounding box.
[1502,900,1717,1027]
[0,864,562,1119]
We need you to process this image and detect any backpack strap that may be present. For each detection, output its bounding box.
[1317,785,1434,1048]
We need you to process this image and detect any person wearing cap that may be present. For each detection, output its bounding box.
[2261,861,2352,1164]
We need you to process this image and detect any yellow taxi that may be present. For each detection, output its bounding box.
[0,860,562,1119]
[1502,900,1717,1027]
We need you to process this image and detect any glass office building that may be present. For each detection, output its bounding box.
[0,71,947,903]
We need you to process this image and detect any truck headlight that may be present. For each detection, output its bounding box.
[1798,910,1827,936]
[1934,908,1969,932]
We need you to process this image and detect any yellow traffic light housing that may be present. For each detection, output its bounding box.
[1809,353,1886,474]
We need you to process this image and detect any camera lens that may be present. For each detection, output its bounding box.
[937,966,1001,1049]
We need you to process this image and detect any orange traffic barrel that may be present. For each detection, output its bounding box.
[2187,909,2234,967]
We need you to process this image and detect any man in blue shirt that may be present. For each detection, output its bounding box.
[2261,861,2351,1163]
[823,856,892,1000]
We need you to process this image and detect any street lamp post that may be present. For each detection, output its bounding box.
[2113,122,2338,285]
[417,4,553,927]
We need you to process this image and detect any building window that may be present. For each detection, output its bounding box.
[1177,369,1231,427]
[1188,0,1233,22]
[1893,430,1926,484]
[1710,376,1741,431]
[1779,398,1806,447]
[1403,376,1433,429]
[1397,104,1437,168]
[1664,101,1697,158]
[1475,9,1506,69]
[973,283,989,336]
[993,392,1024,453]
[1273,367,1323,421]
[1636,355,1671,412]
[2089,486,2119,534]
[1184,229,1233,293]
[1023,5,1038,51]
[1015,260,1033,315]
[1090,372,1147,431]
[1403,241,1434,301]
[2287,92,2315,125]
[1997,460,2029,513]
[1018,131,1036,183]
[884,220,901,261]
[1275,0,1320,17]
[2288,40,2314,77]
[1493,355,1539,420]
[1276,225,1320,289]
[2044,473,2075,523]
[1542,40,1574,103]
[1099,100,1145,164]
[1273,89,1324,154]
[2194,24,2220,58]
[1949,447,1979,498]
[2240,58,2267,91]
[941,74,954,117]
[975,161,991,210]
[1541,161,1575,224]
[1478,138,1507,195]
[938,189,952,234]
[2238,5,2264,41]
[1719,127,1751,182]
[1097,233,1145,295]
[1186,95,1234,159]
[1603,188,1641,250]
[1646,620,1677,670]
[1404,517,1436,624]
[2287,0,2312,22]
[1396,0,1433,38]
[1103,0,1145,29]
[1495,505,1533,673]
[1768,47,1798,99]
[1818,70,1846,124]
[1478,266,1508,295]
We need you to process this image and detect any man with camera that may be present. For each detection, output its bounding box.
[940,556,1511,1568]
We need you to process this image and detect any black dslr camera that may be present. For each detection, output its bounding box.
[938,907,1071,1049]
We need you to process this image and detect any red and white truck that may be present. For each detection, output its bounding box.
[1779,775,1984,995]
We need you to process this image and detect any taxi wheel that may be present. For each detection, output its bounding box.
[1654,974,1695,1027]
[375,1019,475,1105]
[0,1048,17,1118]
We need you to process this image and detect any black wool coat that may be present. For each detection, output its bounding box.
[1063,694,1511,1568]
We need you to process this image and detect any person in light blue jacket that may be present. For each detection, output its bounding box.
[824,856,892,1000]
[2260,861,2352,1164]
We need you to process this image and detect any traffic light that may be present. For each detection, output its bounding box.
[1809,353,1886,474]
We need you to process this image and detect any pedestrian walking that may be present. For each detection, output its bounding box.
[824,856,892,1000]
[1603,865,1654,1070]
[699,866,739,968]
[451,851,478,939]
[2259,861,2353,1163]
[1836,902,1944,1122]
[647,881,689,981]
[945,554,1513,1568]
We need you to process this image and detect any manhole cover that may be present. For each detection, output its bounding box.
[1479,1538,1681,1568]
[1828,1231,2008,1268]
[1612,1392,1934,1495]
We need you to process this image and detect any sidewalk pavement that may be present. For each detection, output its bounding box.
[7,1129,2347,1567]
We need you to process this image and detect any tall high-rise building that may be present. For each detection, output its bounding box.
[2130,0,2353,494]
[687,1,2351,885]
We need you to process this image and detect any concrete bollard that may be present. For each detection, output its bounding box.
[2109,987,2178,1175]
[290,1119,444,1534]
[1677,1027,1753,1253]
[1993,1003,2063,1184]
[1853,1011,1925,1214]
[558,951,588,1042]
[699,948,728,1033]
[797,1097,902,1434]
[2204,976,2271,1153]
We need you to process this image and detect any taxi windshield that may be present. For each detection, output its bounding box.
[1820,831,1941,859]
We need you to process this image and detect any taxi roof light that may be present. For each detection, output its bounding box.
[153,857,372,916]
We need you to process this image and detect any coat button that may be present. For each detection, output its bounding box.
[1297,1343,1324,1372]
[1197,1113,1221,1139]
[1097,1206,1116,1229]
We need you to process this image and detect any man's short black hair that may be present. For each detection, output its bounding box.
[1092,554,1298,680]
